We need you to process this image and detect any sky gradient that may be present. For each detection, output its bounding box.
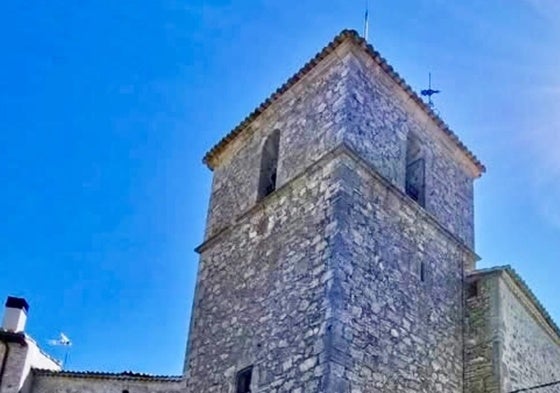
[1,0,559,375]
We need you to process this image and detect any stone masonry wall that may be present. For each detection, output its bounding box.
[30,375,182,393]
[204,46,350,239]
[465,270,560,393]
[464,273,501,393]
[0,341,29,393]
[324,152,475,393]
[185,156,340,392]
[498,275,560,393]
[0,343,6,393]
[342,51,475,247]
[192,37,481,392]
[205,46,476,248]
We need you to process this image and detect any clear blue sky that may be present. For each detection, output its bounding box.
[1,0,558,376]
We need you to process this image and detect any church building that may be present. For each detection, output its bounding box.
[1,29,559,393]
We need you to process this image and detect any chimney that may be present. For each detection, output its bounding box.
[2,296,29,332]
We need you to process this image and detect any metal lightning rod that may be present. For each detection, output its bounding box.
[364,0,369,41]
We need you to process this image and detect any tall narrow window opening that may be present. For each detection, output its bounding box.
[420,261,426,282]
[257,130,280,200]
[236,366,253,393]
[405,133,426,207]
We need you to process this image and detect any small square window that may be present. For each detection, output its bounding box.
[236,366,253,393]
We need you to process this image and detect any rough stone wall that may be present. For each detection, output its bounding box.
[465,270,560,393]
[185,157,340,392]
[324,151,474,393]
[0,343,6,393]
[0,342,29,393]
[464,274,501,393]
[206,47,476,246]
[498,276,560,393]
[204,47,350,239]
[30,376,182,393]
[187,144,477,393]
[342,51,475,247]
[191,39,481,393]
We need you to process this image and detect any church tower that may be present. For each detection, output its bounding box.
[184,30,485,393]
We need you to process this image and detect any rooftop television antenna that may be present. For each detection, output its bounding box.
[48,332,72,368]
[421,72,441,108]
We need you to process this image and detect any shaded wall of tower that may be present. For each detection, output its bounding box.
[318,47,480,392]
[342,51,476,248]
[324,152,475,393]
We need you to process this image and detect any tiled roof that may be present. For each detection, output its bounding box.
[469,265,560,341]
[32,369,182,382]
[203,29,486,174]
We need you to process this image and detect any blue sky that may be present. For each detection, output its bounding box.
[0,0,559,375]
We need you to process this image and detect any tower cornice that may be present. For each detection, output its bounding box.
[196,142,480,262]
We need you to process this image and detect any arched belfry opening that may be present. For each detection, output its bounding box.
[257,130,280,201]
[405,133,426,207]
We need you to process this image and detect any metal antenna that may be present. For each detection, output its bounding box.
[364,0,369,41]
[48,332,72,368]
[63,347,70,368]
[421,72,441,108]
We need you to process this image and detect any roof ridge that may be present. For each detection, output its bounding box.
[202,29,485,174]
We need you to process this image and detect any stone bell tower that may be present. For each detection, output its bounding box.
[183,30,484,393]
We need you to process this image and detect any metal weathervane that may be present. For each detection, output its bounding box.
[421,72,441,108]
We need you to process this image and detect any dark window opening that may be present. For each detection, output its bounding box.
[123,390,129,393]
[236,366,253,393]
[467,281,479,299]
[257,130,280,201]
[405,134,426,207]
[420,261,426,282]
